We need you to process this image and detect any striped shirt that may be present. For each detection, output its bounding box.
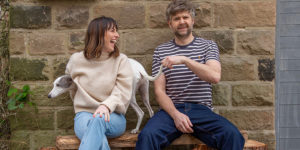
[152,37,220,109]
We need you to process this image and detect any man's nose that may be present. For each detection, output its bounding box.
[179,18,185,24]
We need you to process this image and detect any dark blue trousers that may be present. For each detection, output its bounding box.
[136,103,245,150]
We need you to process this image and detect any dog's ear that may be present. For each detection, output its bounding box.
[67,77,73,82]
[60,75,73,88]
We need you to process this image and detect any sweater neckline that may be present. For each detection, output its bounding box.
[91,52,111,62]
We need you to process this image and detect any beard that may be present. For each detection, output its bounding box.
[174,24,193,39]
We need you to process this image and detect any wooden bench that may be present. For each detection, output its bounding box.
[54,130,267,150]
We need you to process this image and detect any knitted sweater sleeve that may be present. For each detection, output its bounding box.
[100,56,133,114]
[65,55,77,100]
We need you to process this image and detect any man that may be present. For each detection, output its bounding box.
[136,0,245,150]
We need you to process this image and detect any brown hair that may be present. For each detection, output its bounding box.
[166,0,195,21]
[84,16,119,59]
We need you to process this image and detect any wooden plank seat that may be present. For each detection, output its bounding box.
[56,131,267,150]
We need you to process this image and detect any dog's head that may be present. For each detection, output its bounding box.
[48,75,74,98]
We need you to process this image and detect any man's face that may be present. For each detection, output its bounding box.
[168,11,194,39]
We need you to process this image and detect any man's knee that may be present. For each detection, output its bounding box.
[224,126,245,144]
[138,127,156,140]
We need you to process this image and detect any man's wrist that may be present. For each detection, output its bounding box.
[182,56,188,65]
[169,109,180,119]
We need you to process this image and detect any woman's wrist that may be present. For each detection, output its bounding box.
[100,104,111,112]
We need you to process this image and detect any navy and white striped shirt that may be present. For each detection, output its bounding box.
[152,37,220,109]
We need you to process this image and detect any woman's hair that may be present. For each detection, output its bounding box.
[84,16,119,59]
[166,0,195,21]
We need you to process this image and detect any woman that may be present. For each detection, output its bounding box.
[65,16,133,150]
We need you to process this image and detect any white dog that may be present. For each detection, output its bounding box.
[48,58,163,134]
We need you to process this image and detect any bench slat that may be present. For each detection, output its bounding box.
[56,132,266,150]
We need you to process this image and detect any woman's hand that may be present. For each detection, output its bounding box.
[93,104,110,122]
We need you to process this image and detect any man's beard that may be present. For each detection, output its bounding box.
[174,25,192,39]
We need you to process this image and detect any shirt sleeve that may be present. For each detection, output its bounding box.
[205,40,220,63]
[100,57,133,114]
[152,48,162,76]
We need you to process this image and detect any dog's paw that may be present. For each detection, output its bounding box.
[130,129,139,134]
[149,110,154,118]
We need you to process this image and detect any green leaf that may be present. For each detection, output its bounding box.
[19,103,24,108]
[21,92,28,99]
[8,101,18,110]
[6,98,14,105]
[5,80,11,86]
[16,93,23,101]
[22,85,30,92]
[7,88,17,97]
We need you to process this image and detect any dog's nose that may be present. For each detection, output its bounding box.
[48,94,51,98]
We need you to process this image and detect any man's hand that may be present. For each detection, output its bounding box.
[161,56,187,69]
[93,104,110,122]
[172,111,194,133]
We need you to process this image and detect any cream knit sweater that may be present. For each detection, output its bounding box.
[65,51,133,114]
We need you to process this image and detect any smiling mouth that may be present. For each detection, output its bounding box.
[110,40,117,44]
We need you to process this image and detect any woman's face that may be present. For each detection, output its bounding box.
[102,26,119,53]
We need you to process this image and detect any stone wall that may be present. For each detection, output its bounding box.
[9,0,276,149]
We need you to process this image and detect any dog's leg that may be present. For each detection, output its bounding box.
[139,80,154,118]
[130,96,144,134]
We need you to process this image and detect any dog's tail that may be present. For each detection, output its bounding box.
[140,65,163,81]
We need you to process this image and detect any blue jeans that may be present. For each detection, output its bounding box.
[136,103,245,150]
[74,112,126,150]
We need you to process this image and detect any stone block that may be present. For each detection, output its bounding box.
[237,30,275,55]
[258,59,275,81]
[53,58,69,79]
[10,5,51,29]
[55,6,89,29]
[93,3,145,29]
[10,58,48,81]
[121,29,173,55]
[69,31,85,52]
[219,110,274,130]
[10,108,54,130]
[32,131,56,150]
[31,85,73,106]
[28,33,67,55]
[10,131,30,150]
[221,57,257,81]
[9,31,25,55]
[213,2,275,27]
[194,2,211,28]
[195,30,234,54]
[148,2,211,28]
[232,83,274,106]
[248,131,275,150]
[57,109,75,129]
[148,3,168,28]
[212,83,230,106]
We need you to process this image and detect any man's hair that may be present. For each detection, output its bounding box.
[84,16,119,60]
[166,0,195,21]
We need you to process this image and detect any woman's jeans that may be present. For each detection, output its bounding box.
[74,112,126,150]
[136,103,245,150]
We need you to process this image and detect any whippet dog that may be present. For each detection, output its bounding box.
[48,58,163,134]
